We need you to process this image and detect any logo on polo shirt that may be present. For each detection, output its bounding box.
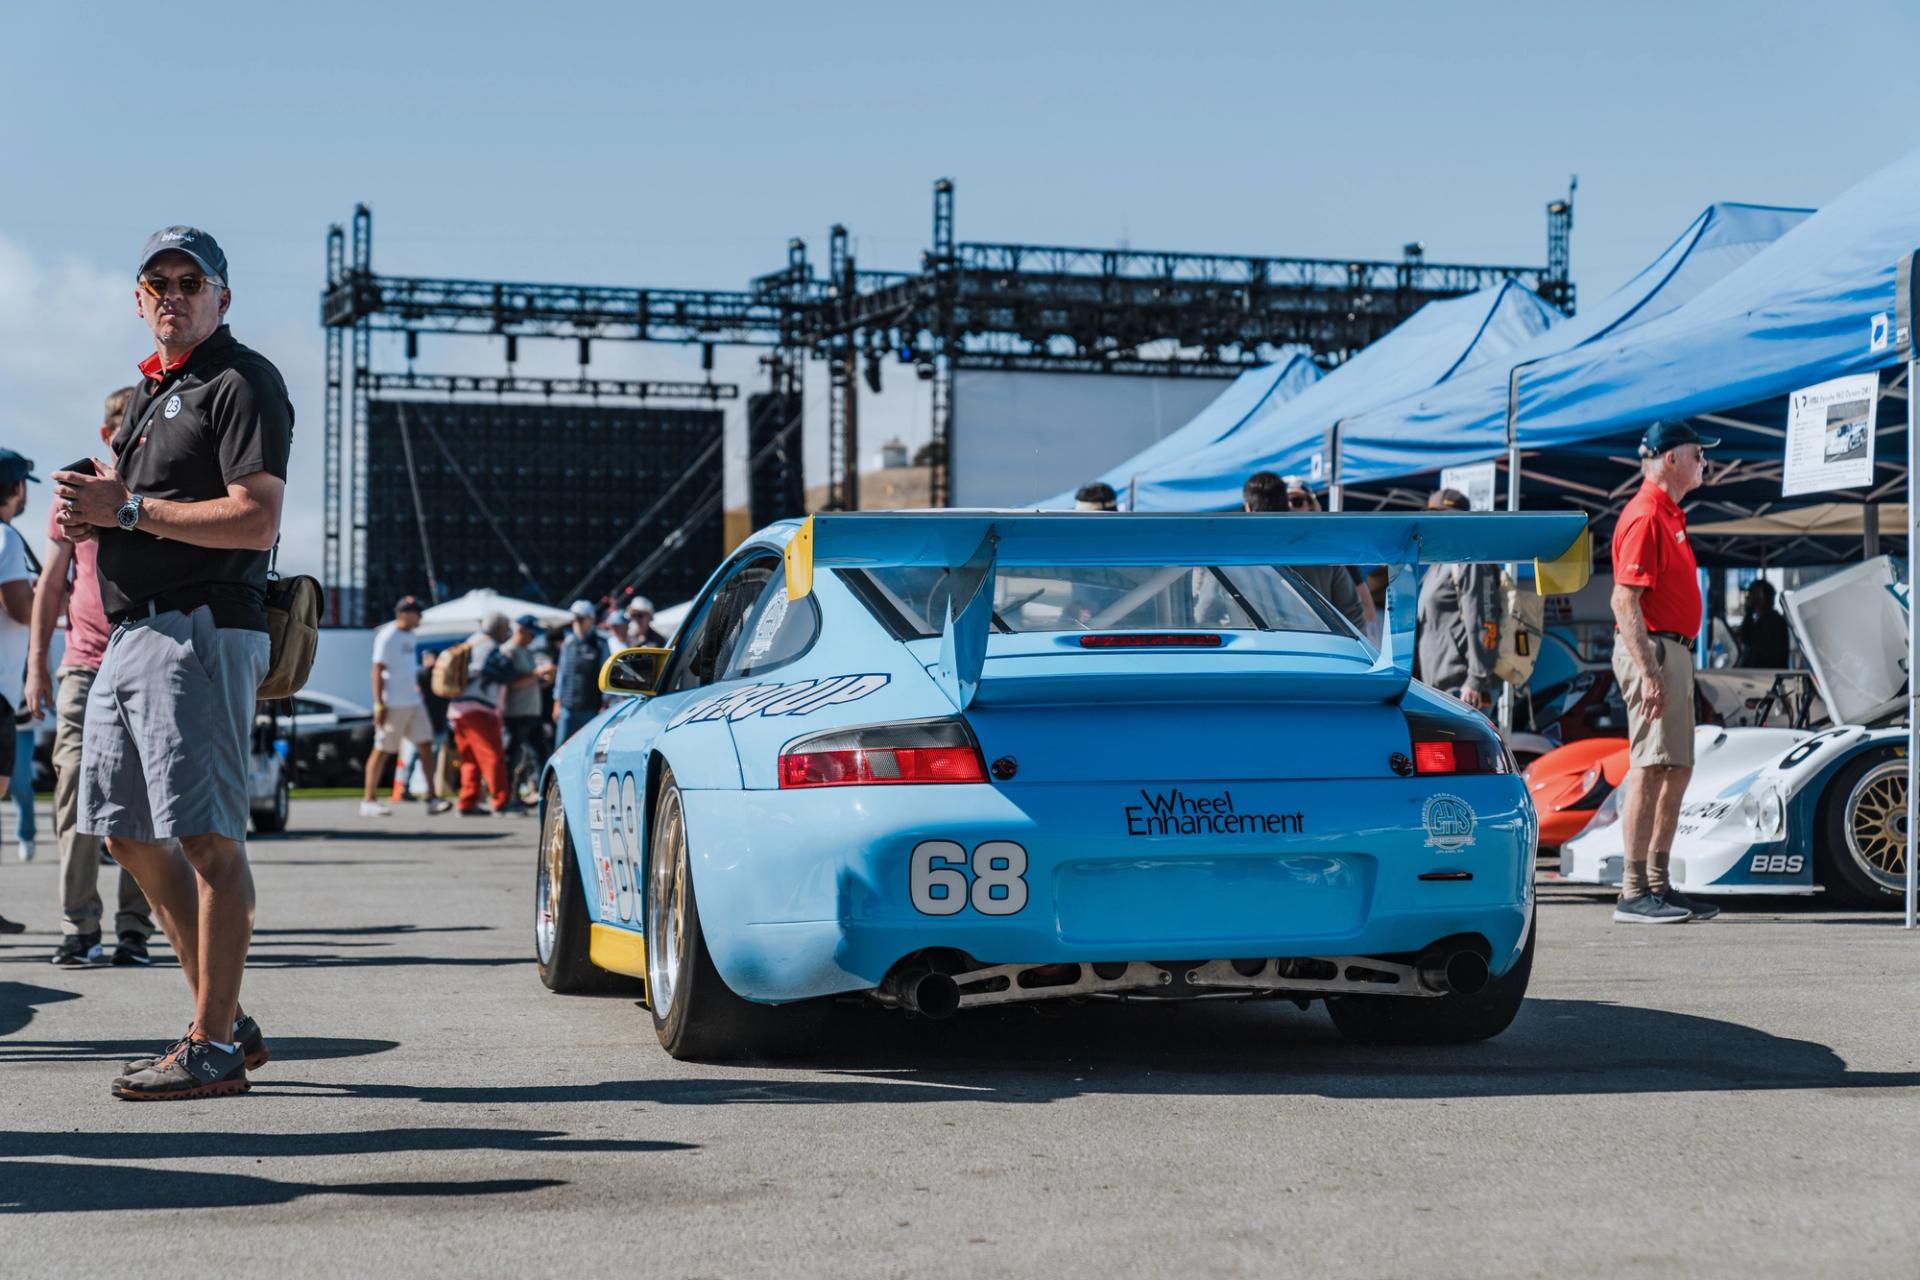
[163,395,182,419]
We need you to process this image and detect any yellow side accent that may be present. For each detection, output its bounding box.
[1534,526,1592,597]
[589,923,649,980]
[785,514,816,600]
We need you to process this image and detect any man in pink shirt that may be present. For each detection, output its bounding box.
[23,388,155,966]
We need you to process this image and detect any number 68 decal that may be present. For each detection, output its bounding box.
[910,840,1029,916]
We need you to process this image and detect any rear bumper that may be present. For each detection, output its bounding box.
[682,776,1536,1003]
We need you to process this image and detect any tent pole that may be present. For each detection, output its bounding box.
[1907,358,1917,929]
[1328,421,1344,512]
[1499,373,1523,736]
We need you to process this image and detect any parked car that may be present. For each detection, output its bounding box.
[281,690,377,788]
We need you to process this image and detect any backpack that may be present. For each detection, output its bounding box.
[258,574,323,700]
[1450,564,1546,688]
[430,641,473,699]
[1492,569,1546,687]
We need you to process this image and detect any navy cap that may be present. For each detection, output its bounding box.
[1640,419,1719,456]
[394,595,423,614]
[514,613,540,629]
[0,449,40,487]
[138,226,229,284]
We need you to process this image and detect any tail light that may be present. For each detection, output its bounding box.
[779,718,987,789]
[1403,706,1510,776]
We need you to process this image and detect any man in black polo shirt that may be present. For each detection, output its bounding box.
[52,226,290,1101]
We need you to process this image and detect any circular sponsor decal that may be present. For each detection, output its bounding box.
[587,766,605,797]
[163,394,183,419]
[1422,793,1477,851]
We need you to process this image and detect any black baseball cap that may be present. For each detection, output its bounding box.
[0,449,39,487]
[395,595,423,614]
[1640,419,1719,455]
[138,226,229,283]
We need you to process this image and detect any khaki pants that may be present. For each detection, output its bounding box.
[1613,636,1696,769]
[56,665,152,939]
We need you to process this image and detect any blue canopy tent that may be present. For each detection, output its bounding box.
[1494,146,1920,527]
[1125,278,1562,511]
[1328,202,1812,508]
[1032,353,1322,508]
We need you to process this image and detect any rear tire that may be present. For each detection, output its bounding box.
[1326,913,1535,1045]
[648,768,814,1060]
[536,780,636,994]
[1817,751,1908,906]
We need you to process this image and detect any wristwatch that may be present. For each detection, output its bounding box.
[115,494,144,532]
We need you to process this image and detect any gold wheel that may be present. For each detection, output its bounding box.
[1843,760,1909,890]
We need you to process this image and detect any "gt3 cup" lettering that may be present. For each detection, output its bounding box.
[910,840,1029,916]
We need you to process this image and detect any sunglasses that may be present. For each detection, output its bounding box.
[138,271,224,299]
[1286,493,1315,509]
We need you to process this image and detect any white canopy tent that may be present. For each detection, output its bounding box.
[414,589,574,639]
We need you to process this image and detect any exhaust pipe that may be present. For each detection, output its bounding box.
[881,966,961,1019]
[1416,948,1489,996]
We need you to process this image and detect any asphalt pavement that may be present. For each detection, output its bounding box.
[2,797,1916,1279]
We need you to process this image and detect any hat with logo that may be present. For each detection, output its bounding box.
[568,599,596,619]
[1639,419,1719,457]
[1427,487,1469,511]
[138,226,230,284]
[394,595,423,614]
[0,449,40,487]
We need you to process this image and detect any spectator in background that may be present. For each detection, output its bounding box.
[0,451,38,867]
[554,599,610,748]
[501,613,556,791]
[0,665,20,933]
[625,597,665,647]
[1414,488,1501,713]
[1241,471,1370,632]
[399,645,456,802]
[360,596,451,818]
[1075,481,1119,512]
[447,611,517,816]
[1737,579,1790,669]
[603,607,633,652]
[25,392,157,964]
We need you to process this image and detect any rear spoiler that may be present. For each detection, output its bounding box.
[785,510,1591,709]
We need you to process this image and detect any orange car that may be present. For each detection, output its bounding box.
[1524,737,1629,849]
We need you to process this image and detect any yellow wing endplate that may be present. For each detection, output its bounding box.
[785,514,816,600]
[1534,526,1592,597]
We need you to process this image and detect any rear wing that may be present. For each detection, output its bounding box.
[785,510,1590,709]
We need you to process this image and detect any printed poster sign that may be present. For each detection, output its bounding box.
[1783,373,1878,496]
[1439,461,1499,511]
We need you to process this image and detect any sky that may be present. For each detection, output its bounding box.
[3,0,1913,580]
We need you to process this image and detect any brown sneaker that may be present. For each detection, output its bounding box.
[112,1038,249,1101]
[120,1014,270,1077]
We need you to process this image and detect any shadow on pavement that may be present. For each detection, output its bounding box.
[0,983,83,1036]
[242,953,526,971]
[269,996,1920,1107]
[0,1127,694,1160]
[0,1035,400,1065]
[1540,885,1913,924]
[259,828,517,845]
[252,925,496,937]
[0,1161,562,1213]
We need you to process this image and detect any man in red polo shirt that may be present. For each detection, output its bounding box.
[1609,420,1721,924]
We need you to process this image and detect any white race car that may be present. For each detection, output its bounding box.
[1559,556,1909,906]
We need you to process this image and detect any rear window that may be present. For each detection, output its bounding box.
[844,564,1340,637]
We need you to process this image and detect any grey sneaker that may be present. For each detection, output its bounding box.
[1659,887,1721,921]
[111,1038,249,1101]
[1613,893,1693,924]
[53,932,105,966]
[120,1014,270,1077]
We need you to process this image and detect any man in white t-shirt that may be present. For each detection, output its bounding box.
[360,596,451,817]
[0,450,39,926]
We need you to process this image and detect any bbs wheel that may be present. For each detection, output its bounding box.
[1326,913,1535,1045]
[536,780,635,994]
[648,767,812,1061]
[1818,752,1909,906]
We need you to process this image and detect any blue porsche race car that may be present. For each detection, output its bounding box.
[533,509,1589,1059]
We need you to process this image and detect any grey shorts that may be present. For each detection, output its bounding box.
[80,607,270,844]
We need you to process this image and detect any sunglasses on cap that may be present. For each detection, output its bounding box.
[1286,492,1315,509]
[139,271,224,299]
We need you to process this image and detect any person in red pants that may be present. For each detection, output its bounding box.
[446,612,515,816]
